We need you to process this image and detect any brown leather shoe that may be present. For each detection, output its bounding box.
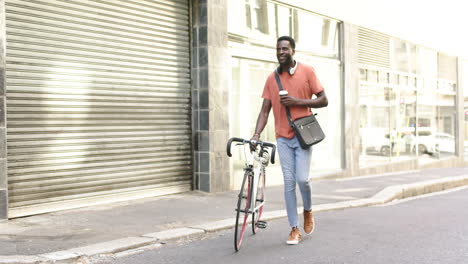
[304,209,315,234]
[286,227,302,245]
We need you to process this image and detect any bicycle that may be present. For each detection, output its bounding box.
[226,137,276,251]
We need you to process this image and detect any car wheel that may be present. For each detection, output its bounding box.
[380,146,391,156]
[417,144,427,155]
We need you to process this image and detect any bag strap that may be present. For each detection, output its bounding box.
[274,71,295,128]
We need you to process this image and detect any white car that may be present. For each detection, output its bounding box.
[363,130,455,156]
[418,132,455,154]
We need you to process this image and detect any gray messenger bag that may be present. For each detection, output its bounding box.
[274,71,325,149]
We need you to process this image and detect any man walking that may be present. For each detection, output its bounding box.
[251,36,328,245]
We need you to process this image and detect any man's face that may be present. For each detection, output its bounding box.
[276,40,295,65]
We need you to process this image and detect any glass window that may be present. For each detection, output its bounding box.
[419,48,438,78]
[301,57,343,173]
[378,71,389,83]
[229,58,278,187]
[392,39,409,72]
[360,69,419,166]
[438,53,457,81]
[434,54,456,158]
[228,0,274,39]
[389,87,417,160]
[409,77,416,88]
[230,59,276,142]
[227,0,248,35]
[409,44,419,74]
[228,0,339,59]
[245,0,269,34]
[359,69,367,81]
[390,73,399,85]
[391,40,419,73]
[417,78,456,162]
[368,70,378,83]
[462,60,468,160]
[295,11,339,56]
[276,4,292,37]
[359,81,391,165]
[360,34,458,167]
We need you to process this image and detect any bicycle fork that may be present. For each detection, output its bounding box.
[247,153,265,215]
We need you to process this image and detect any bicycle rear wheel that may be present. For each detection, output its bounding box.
[234,170,252,251]
[252,168,265,234]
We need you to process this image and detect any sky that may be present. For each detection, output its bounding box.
[289,0,468,59]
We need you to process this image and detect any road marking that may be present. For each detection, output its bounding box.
[335,170,420,182]
[374,185,468,207]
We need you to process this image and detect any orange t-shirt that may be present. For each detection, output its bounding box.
[262,63,324,139]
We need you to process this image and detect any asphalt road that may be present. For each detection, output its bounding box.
[97,187,468,264]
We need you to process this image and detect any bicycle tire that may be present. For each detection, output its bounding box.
[234,170,252,251]
[252,167,265,234]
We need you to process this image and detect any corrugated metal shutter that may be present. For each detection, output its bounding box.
[358,27,390,68]
[5,0,192,217]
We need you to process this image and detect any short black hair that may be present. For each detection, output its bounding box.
[277,36,296,50]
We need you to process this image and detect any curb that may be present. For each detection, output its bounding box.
[1,174,467,264]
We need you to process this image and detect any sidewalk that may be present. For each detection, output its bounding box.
[1,167,468,263]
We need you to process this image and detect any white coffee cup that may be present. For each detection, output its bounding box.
[279,90,288,97]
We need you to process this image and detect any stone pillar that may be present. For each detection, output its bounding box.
[0,0,7,220]
[192,0,230,192]
[342,23,361,177]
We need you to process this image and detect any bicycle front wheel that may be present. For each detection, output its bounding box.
[234,170,252,251]
[252,168,265,234]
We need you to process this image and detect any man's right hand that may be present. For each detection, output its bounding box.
[250,134,260,152]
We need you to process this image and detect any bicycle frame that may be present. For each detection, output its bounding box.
[227,137,276,214]
[245,151,267,215]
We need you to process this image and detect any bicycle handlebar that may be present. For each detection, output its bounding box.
[226,137,276,164]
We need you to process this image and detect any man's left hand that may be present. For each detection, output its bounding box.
[280,95,301,106]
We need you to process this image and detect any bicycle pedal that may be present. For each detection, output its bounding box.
[255,221,268,229]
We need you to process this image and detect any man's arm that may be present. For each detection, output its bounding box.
[280,90,328,108]
[251,99,272,141]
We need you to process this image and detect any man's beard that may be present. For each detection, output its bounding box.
[279,56,293,66]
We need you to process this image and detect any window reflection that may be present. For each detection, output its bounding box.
[392,39,419,74]
[360,37,457,167]
[245,0,269,34]
[276,4,292,37]
[230,59,276,142]
[295,10,339,55]
[462,60,468,160]
[360,83,390,165]
[360,67,456,166]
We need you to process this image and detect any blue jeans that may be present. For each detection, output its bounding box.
[277,136,312,228]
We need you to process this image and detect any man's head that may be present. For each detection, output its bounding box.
[276,36,296,67]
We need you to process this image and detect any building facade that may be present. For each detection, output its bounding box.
[0,0,466,220]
